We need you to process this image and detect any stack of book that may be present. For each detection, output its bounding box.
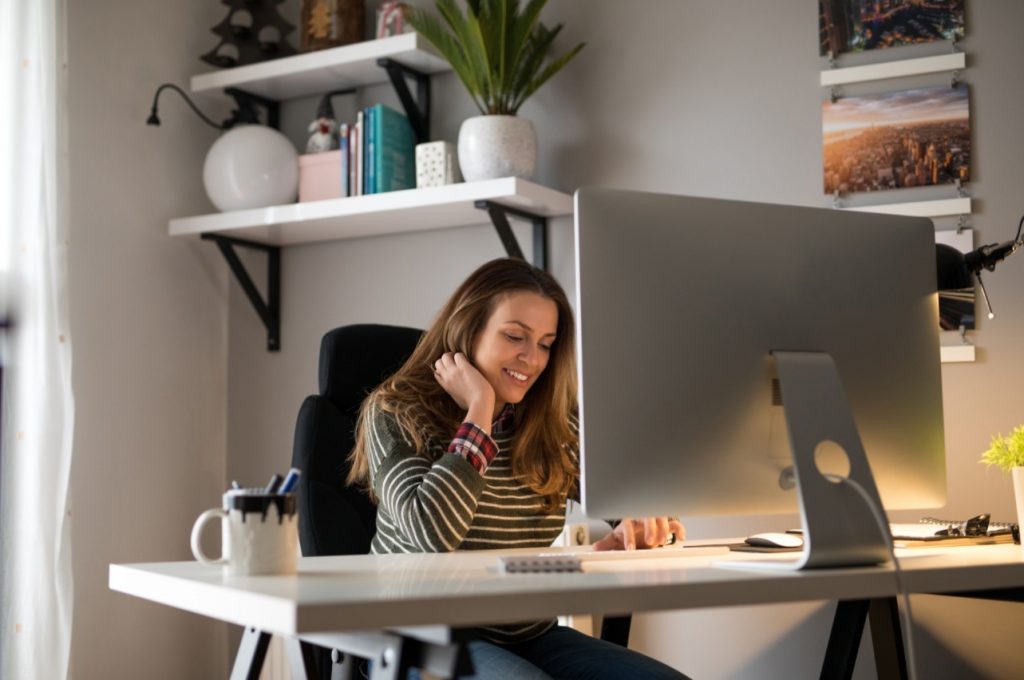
[338,103,417,198]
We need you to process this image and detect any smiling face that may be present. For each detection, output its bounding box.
[472,291,559,416]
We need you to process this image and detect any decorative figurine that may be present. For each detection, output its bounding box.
[300,0,365,52]
[201,0,297,69]
[306,116,339,153]
[376,2,409,39]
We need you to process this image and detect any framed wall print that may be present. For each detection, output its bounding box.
[819,0,965,57]
[823,85,970,195]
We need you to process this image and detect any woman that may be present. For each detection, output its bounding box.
[348,258,689,679]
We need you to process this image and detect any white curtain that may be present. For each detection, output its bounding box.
[0,0,74,678]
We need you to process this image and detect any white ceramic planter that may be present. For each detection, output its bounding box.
[1013,467,1024,540]
[457,115,537,182]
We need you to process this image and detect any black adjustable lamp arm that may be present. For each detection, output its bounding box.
[147,83,278,130]
[963,214,1024,275]
[146,83,227,130]
[935,213,1024,320]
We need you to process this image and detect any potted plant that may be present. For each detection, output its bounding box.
[404,0,585,181]
[979,424,1024,533]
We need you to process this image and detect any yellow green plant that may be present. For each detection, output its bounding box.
[979,424,1024,473]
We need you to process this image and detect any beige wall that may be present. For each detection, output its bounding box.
[67,0,231,677]
[229,2,1024,678]
[64,1,1024,678]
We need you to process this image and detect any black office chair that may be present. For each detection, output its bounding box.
[291,324,631,679]
[291,324,422,679]
[292,323,423,561]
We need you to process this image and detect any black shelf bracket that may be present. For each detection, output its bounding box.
[201,234,281,352]
[474,200,549,271]
[377,57,431,144]
[223,87,282,129]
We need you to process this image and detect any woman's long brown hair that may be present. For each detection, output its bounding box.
[347,258,578,511]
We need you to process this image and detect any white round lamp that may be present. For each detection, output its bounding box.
[147,83,299,213]
[203,125,298,211]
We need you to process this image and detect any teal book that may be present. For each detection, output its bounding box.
[370,104,416,193]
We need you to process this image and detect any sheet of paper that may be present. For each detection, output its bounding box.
[889,523,942,538]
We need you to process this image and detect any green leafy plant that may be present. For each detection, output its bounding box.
[979,424,1024,473]
[403,0,585,115]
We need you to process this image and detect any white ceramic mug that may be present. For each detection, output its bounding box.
[190,491,298,576]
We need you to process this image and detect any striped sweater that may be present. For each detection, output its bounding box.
[363,401,575,644]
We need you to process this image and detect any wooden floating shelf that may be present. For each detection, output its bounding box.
[169,178,574,247]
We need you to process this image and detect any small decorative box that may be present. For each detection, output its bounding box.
[415,141,462,188]
[298,150,343,202]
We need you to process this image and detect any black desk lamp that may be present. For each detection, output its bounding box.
[935,215,1023,319]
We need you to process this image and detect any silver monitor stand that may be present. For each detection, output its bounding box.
[722,351,892,570]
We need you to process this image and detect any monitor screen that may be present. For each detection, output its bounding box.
[573,188,946,521]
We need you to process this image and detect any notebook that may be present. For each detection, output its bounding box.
[498,545,730,573]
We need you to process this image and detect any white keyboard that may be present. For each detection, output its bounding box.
[499,545,729,573]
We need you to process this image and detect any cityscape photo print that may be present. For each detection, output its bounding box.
[819,0,965,56]
[822,85,970,195]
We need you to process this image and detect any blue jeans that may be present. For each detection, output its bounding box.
[409,625,691,680]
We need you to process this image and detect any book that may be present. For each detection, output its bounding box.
[354,110,364,196]
[369,103,417,194]
[365,105,376,195]
[338,123,350,198]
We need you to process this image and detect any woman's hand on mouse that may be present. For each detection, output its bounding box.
[592,517,686,551]
[433,352,495,418]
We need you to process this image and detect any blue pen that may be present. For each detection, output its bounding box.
[278,467,302,494]
[264,473,283,494]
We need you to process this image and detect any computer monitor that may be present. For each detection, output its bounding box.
[573,188,946,566]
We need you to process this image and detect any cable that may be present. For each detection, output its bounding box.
[836,476,919,680]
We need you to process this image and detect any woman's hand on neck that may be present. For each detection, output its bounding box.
[433,351,497,434]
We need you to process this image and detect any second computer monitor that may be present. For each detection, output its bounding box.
[573,188,946,521]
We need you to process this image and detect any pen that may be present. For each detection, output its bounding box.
[278,467,302,494]
[264,473,282,494]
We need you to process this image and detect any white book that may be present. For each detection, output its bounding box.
[354,110,364,196]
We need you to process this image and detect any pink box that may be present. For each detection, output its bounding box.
[298,150,343,202]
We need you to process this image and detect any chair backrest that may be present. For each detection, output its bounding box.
[291,324,423,557]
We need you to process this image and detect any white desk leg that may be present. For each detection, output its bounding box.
[230,627,271,680]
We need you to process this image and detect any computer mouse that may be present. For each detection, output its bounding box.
[744,532,804,549]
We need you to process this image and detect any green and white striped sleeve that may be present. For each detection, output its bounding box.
[364,403,487,552]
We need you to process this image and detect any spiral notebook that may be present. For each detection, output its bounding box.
[890,515,1016,546]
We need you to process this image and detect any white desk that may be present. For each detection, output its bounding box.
[109,544,1024,678]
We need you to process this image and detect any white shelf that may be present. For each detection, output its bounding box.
[190,33,451,100]
[169,178,573,246]
[820,52,966,87]
[940,344,976,363]
[842,197,971,218]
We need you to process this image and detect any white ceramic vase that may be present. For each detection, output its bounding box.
[457,115,537,182]
[1013,467,1024,540]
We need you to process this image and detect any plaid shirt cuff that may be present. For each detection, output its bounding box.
[448,422,498,474]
